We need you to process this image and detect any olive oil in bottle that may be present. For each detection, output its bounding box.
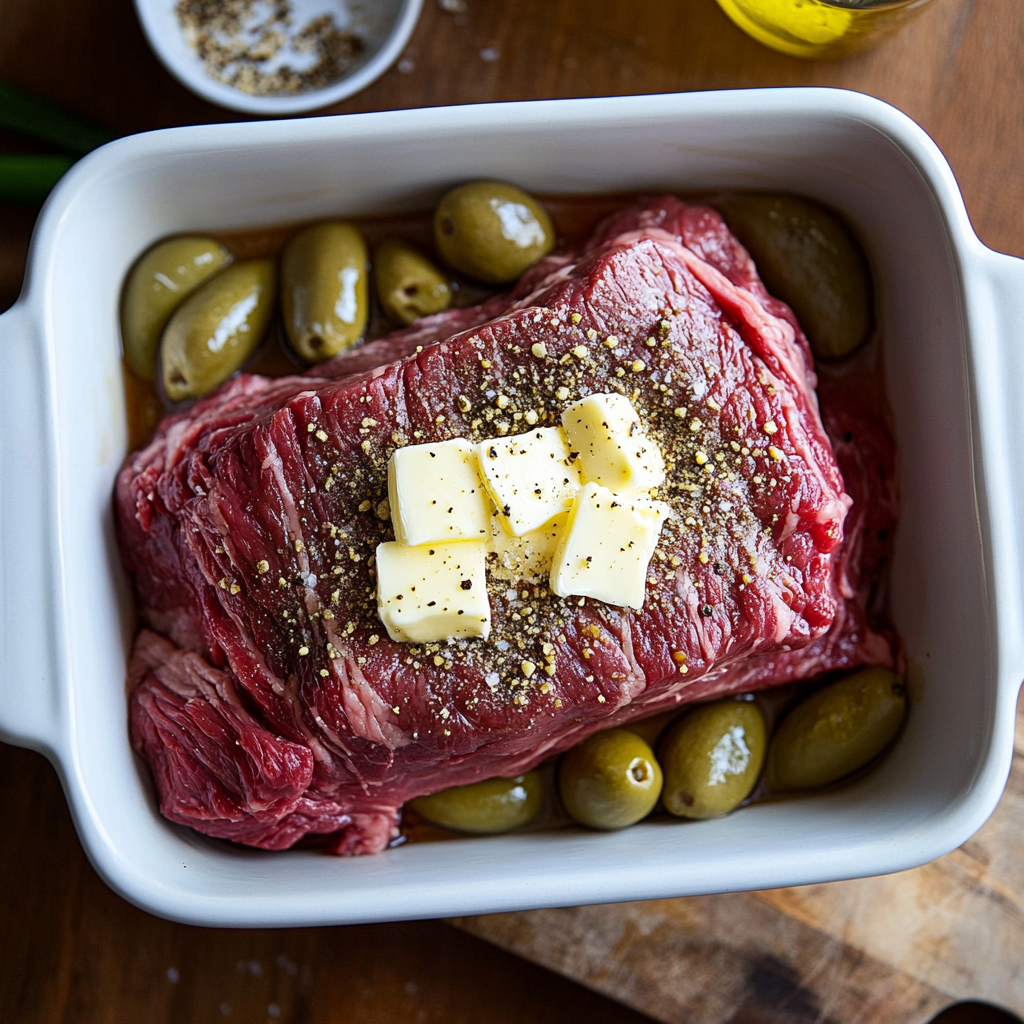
[715,0,934,59]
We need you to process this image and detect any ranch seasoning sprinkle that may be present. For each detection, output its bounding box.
[176,0,366,96]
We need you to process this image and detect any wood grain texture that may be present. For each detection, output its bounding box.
[2,0,1024,1020]
[458,691,1024,1023]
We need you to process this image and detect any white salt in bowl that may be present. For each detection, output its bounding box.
[133,0,423,115]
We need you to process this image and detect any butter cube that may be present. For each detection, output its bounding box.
[550,482,670,610]
[561,393,665,493]
[376,540,490,642]
[477,427,582,536]
[487,510,567,583]
[388,439,490,547]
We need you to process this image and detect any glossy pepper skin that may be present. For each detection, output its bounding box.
[559,729,663,830]
[434,181,554,284]
[769,668,907,791]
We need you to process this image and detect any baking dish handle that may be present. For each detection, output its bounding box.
[0,301,60,754]
[980,250,1024,699]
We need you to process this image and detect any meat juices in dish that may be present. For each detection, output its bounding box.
[118,196,898,855]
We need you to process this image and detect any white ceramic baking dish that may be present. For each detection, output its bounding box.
[1,89,1022,928]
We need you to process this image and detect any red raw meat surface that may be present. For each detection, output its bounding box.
[118,197,897,855]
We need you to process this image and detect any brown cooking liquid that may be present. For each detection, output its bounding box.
[121,194,900,848]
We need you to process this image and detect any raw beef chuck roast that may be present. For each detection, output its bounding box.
[118,197,896,854]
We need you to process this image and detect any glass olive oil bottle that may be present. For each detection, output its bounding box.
[715,0,935,59]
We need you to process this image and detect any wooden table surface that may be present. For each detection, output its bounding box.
[2,0,1023,1021]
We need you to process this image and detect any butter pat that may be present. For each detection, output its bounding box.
[376,540,490,642]
[477,427,582,536]
[550,483,670,610]
[388,439,490,547]
[487,510,567,583]
[561,393,665,493]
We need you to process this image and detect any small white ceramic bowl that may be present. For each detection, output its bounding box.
[133,0,423,115]
[1,91,1022,927]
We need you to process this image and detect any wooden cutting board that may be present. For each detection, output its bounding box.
[452,691,1024,1023]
